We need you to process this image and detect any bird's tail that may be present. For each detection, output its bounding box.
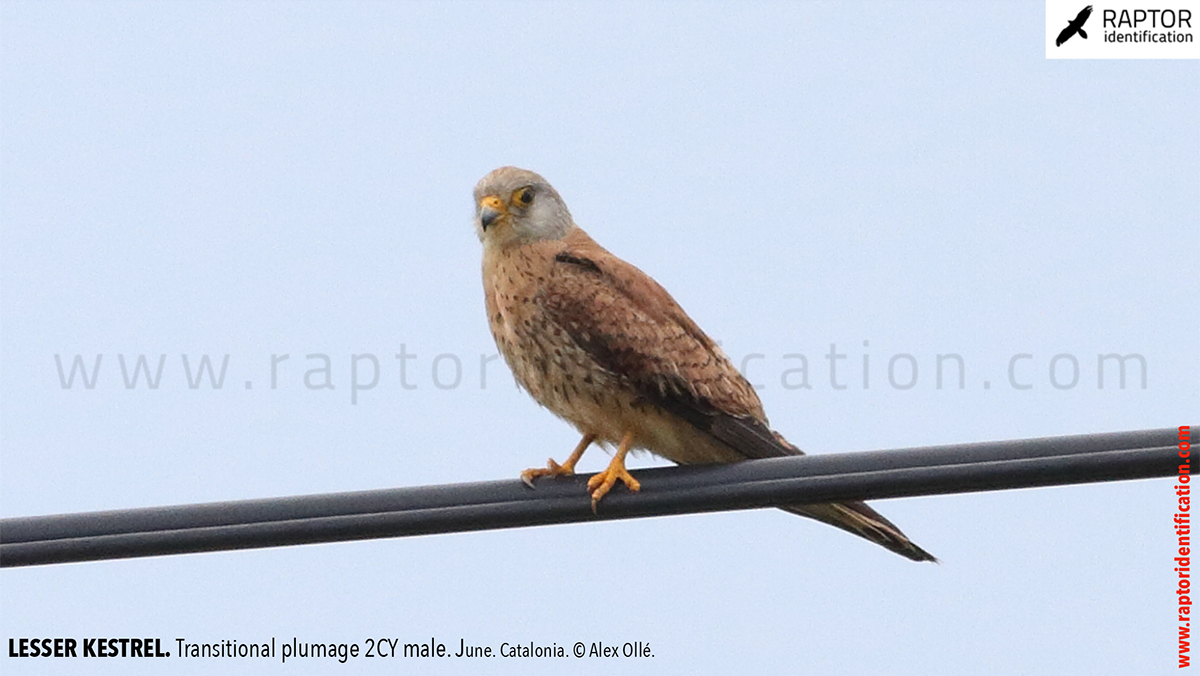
[765,430,937,562]
[782,501,938,563]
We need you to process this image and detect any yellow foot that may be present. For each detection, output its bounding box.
[520,433,595,488]
[520,457,575,487]
[586,431,640,512]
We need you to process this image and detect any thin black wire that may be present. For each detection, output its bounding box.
[1,427,1193,568]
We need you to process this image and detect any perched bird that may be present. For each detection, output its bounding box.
[1056,5,1093,46]
[473,166,935,562]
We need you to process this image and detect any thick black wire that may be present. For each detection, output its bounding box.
[1,427,1193,567]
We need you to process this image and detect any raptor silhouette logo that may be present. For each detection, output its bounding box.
[1056,5,1094,46]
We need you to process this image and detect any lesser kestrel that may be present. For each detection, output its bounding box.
[473,166,935,562]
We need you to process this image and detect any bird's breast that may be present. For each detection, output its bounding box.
[479,243,748,464]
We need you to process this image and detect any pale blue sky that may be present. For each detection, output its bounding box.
[2,2,1197,674]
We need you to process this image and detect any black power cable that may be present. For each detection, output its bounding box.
[1,427,1193,568]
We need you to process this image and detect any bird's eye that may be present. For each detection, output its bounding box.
[513,187,534,206]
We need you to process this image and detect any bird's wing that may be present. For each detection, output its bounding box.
[536,233,938,562]
[536,233,799,461]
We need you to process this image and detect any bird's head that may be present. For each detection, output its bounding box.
[473,166,574,247]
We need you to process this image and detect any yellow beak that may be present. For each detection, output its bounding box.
[479,195,506,230]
